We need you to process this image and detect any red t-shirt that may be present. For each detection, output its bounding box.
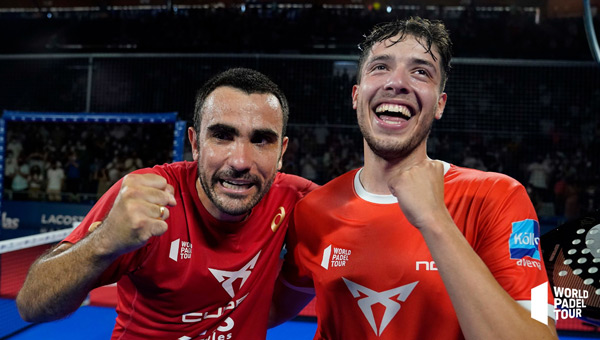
[283,162,554,340]
[64,161,317,340]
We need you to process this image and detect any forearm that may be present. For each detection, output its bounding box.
[16,231,118,323]
[17,173,174,323]
[421,218,557,340]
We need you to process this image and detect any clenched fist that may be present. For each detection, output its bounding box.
[96,173,177,257]
[387,160,451,230]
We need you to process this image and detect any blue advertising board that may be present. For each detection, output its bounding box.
[0,201,94,240]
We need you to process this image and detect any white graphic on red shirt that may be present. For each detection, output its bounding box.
[321,244,352,269]
[343,278,418,336]
[169,239,193,262]
[209,251,261,297]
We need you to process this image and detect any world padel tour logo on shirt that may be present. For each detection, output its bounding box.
[169,238,193,262]
[321,244,352,269]
[509,219,540,260]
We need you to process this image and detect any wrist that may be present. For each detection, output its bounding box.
[415,210,455,234]
[85,221,122,261]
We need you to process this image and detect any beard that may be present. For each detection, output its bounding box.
[198,166,276,217]
[358,110,434,161]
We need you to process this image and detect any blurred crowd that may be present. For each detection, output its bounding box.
[3,122,173,203]
[4,116,599,223]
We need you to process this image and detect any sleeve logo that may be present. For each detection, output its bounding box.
[509,219,541,260]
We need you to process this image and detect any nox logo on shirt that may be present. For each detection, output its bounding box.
[343,278,418,336]
[209,251,261,297]
[509,219,541,260]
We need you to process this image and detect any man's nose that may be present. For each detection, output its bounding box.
[384,68,410,94]
[227,141,253,171]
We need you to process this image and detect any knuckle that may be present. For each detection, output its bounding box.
[136,217,152,230]
[122,199,139,214]
[122,173,138,184]
[122,174,131,183]
[166,184,175,194]
[129,214,145,229]
[153,221,169,236]
[120,186,134,199]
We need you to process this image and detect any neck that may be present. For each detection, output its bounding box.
[360,142,429,195]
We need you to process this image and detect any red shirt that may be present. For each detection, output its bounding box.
[283,163,554,340]
[64,161,317,340]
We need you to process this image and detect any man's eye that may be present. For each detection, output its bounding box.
[213,132,232,141]
[251,135,276,145]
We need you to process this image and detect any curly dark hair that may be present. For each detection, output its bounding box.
[357,17,452,90]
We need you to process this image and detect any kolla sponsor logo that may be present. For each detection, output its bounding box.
[509,219,541,260]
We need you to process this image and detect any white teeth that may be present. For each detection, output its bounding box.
[222,181,251,190]
[375,104,412,118]
[381,118,402,125]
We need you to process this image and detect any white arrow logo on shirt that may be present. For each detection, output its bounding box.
[209,251,261,297]
[343,278,418,336]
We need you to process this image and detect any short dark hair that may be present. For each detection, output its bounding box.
[357,17,452,90]
[193,68,289,138]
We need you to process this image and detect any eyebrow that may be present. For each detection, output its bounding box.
[366,54,439,74]
[207,123,238,136]
[252,128,280,141]
[365,54,393,68]
[411,57,438,72]
[207,124,280,140]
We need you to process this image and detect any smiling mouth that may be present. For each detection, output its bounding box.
[220,179,255,192]
[375,104,412,124]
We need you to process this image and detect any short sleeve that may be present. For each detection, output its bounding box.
[474,178,555,313]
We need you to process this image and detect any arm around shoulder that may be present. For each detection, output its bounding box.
[269,277,315,328]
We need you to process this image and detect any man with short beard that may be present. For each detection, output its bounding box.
[272,18,558,340]
[17,68,317,340]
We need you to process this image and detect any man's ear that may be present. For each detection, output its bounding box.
[188,127,200,161]
[435,92,447,120]
[277,136,289,170]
